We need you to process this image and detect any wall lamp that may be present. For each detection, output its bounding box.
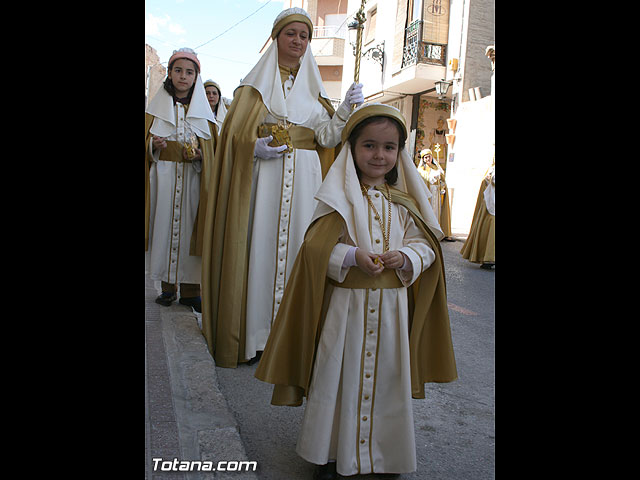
[435,79,452,99]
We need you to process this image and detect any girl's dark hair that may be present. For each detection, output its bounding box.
[349,116,407,185]
[163,58,199,103]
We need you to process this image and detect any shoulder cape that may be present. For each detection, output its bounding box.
[254,187,458,405]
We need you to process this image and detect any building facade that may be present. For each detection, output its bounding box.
[444,0,494,234]
[145,44,167,108]
[307,0,348,105]
[333,0,494,235]
[225,0,495,235]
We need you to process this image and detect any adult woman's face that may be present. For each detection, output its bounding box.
[205,86,220,109]
[276,21,310,65]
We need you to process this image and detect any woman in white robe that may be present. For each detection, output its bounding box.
[417,148,453,240]
[461,161,495,268]
[200,7,364,367]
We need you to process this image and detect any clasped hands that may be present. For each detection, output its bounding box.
[355,248,408,277]
[152,135,202,162]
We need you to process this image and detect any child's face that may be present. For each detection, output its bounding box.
[352,118,400,186]
[168,59,197,97]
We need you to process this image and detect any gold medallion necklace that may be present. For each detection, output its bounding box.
[360,182,392,253]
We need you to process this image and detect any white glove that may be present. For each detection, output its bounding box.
[345,82,364,107]
[336,82,364,120]
[254,136,288,159]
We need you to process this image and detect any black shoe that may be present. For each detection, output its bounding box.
[155,292,177,306]
[480,262,495,270]
[247,351,263,366]
[179,296,202,313]
[313,462,337,480]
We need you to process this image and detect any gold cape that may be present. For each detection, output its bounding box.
[254,186,458,406]
[144,110,218,256]
[460,177,495,263]
[437,173,453,238]
[201,84,339,368]
[440,187,452,237]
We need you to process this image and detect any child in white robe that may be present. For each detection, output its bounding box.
[145,48,217,313]
[255,103,457,480]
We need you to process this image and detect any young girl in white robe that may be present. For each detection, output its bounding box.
[145,48,217,313]
[255,103,457,479]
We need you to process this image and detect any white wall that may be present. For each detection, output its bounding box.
[445,95,493,234]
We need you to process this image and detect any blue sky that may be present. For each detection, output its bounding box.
[145,0,289,98]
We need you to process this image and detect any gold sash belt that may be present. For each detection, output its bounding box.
[328,267,403,289]
[158,141,193,163]
[258,123,317,151]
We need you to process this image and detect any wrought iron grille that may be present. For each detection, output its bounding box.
[401,20,447,68]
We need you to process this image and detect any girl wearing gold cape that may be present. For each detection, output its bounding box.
[255,104,457,478]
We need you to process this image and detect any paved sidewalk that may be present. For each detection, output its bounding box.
[145,275,258,480]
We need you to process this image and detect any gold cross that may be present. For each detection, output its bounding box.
[433,143,441,162]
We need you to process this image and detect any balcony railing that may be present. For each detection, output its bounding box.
[313,25,346,39]
[401,20,447,68]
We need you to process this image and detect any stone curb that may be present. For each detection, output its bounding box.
[160,307,258,480]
